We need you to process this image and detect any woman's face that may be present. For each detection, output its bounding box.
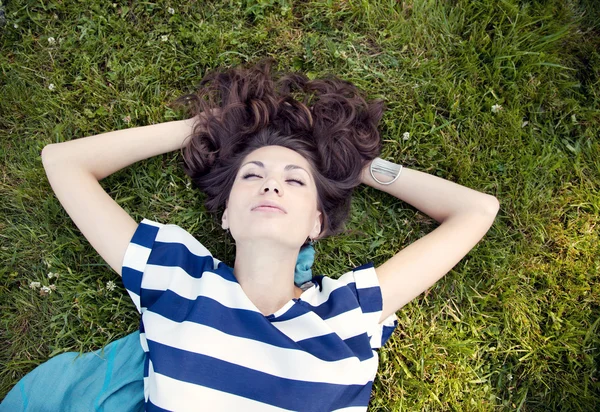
[222,145,322,248]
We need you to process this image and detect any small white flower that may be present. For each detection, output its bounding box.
[112,3,117,7]
[49,284,57,291]
[491,104,503,113]
[29,281,41,289]
[122,115,131,123]
[48,272,55,279]
[161,35,169,42]
[53,14,59,20]
[167,7,175,15]
[508,373,513,381]
[14,23,19,29]
[521,120,529,128]
[48,83,56,91]
[40,285,52,294]
[48,37,56,45]
[106,280,116,291]
[402,132,410,141]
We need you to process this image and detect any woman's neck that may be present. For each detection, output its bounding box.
[233,240,303,316]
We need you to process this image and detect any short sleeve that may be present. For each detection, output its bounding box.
[120,218,219,313]
[349,262,398,349]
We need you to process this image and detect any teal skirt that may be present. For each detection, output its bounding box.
[1,332,144,412]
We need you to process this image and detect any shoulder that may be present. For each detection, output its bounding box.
[319,263,379,295]
[123,218,223,284]
[301,262,379,310]
[137,219,214,256]
[122,218,230,313]
[128,219,217,260]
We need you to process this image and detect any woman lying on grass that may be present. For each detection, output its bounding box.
[34,58,497,410]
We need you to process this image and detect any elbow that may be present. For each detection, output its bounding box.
[485,195,500,217]
[41,144,53,164]
[463,195,500,221]
[41,144,60,169]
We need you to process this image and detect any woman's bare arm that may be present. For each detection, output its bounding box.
[41,117,197,276]
[360,163,500,321]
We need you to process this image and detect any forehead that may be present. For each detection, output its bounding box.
[241,145,312,171]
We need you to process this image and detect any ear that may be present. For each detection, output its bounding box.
[221,207,229,230]
[309,210,323,240]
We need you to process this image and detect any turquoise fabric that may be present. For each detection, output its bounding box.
[1,332,144,412]
[294,242,315,286]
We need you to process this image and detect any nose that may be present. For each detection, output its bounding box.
[262,177,282,195]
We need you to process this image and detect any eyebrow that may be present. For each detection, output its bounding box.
[241,160,310,175]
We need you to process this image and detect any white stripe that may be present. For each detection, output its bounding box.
[362,310,382,329]
[142,267,256,311]
[324,307,369,340]
[122,242,152,273]
[300,271,354,307]
[148,370,292,412]
[144,311,377,386]
[126,289,141,313]
[143,375,149,402]
[139,331,149,352]
[369,325,383,349]
[353,265,379,289]
[271,311,334,341]
[332,407,369,412]
[153,222,222,269]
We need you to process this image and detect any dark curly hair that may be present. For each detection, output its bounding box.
[170,58,384,239]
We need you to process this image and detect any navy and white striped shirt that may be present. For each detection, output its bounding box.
[122,219,398,411]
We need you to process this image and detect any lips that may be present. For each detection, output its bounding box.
[251,201,287,213]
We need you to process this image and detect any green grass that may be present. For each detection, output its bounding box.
[1,0,599,410]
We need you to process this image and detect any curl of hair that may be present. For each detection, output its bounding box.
[170,58,385,238]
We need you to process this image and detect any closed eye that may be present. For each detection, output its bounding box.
[242,173,262,179]
[242,173,305,186]
[286,179,305,186]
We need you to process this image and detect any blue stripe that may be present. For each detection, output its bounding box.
[131,222,160,248]
[355,286,382,314]
[381,321,398,346]
[146,291,371,362]
[343,333,373,361]
[147,241,214,274]
[147,399,171,412]
[351,262,383,313]
[149,290,294,345]
[147,241,237,283]
[141,288,165,310]
[147,340,373,411]
[143,352,150,376]
[295,333,355,361]
[268,301,308,322]
[121,267,142,297]
[301,286,360,320]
